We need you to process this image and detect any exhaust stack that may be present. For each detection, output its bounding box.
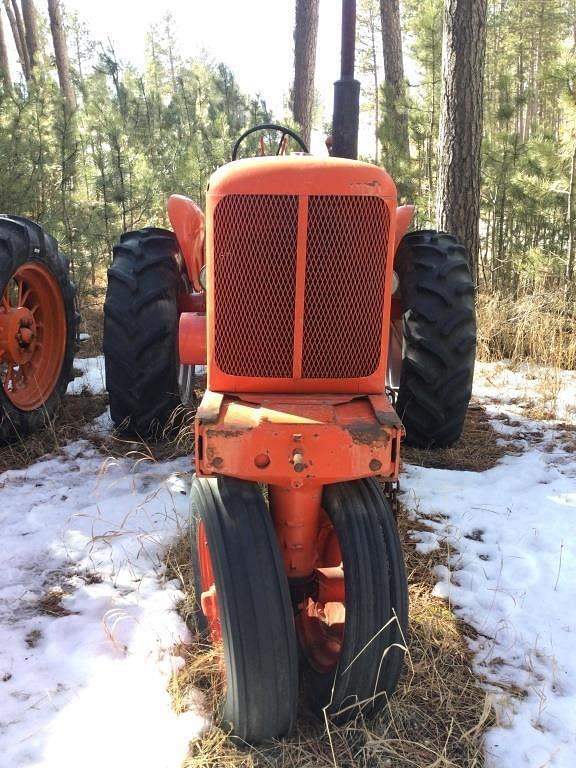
[331,0,360,159]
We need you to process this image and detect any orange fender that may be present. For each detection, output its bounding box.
[394,204,415,253]
[167,194,205,292]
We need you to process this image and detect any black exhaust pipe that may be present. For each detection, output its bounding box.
[331,0,360,160]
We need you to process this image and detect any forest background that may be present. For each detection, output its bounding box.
[0,0,574,369]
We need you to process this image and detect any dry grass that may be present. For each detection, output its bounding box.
[164,412,506,767]
[76,272,107,359]
[402,403,516,473]
[477,290,576,371]
[35,587,77,618]
[0,393,108,474]
[89,402,197,465]
[476,289,576,423]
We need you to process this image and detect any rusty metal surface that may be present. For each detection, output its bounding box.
[196,390,225,425]
[195,393,402,486]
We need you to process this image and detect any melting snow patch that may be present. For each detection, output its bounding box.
[67,356,106,396]
[0,441,202,768]
[406,365,576,767]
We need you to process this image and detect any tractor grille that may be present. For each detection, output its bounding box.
[214,195,298,378]
[213,194,390,380]
[302,196,389,378]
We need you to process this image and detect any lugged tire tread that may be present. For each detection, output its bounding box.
[396,230,476,447]
[190,477,298,742]
[103,228,182,438]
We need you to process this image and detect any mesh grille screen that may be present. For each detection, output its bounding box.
[302,196,389,379]
[213,195,298,378]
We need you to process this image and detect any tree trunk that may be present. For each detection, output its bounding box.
[567,141,576,285]
[48,0,77,113]
[3,0,30,78]
[436,0,488,278]
[21,0,39,69]
[0,7,11,88]
[292,0,319,148]
[379,0,409,167]
[370,9,379,163]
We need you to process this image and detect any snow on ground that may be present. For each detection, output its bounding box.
[0,440,203,768]
[405,361,576,768]
[474,360,576,425]
[1,358,575,767]
[66,356,106,396]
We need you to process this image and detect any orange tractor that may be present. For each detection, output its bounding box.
[103,0,475,742]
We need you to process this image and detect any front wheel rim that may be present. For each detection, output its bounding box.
[197,519,222,644]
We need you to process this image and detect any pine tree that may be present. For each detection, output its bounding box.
[0,6,11,89]
[436,0,488,277]
[292,0,319,147]
[48,0,77,114]
[379,0,410,171]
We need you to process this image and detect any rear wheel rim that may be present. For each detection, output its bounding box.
[0,263,66,411]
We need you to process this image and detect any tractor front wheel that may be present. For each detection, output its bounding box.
[103,228,182,438]
[298,479,408,722]
[395,230,476,447]
[0,216,76,444]
[190,476,298,742]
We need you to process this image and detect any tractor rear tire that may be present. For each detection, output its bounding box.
[0,216,76,444]
[395,230,476,448]
[103,228,182,438]
[298,479,408,723]
[190,476,298,743]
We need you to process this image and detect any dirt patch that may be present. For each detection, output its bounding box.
[35,588,77,618]
[0,394,108,474]
[402,402,518,472]
[24,629,42,648]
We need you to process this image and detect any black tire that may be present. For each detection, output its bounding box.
[301,479,408,723]
[103,228,182,438]
[190,476,298,743]
[0,215,76,444]
[395,230,476,447]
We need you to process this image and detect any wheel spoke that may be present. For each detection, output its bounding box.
[19,285,32,308]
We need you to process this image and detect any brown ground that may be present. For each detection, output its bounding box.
[0,393,108,474]
[402,402,518,472]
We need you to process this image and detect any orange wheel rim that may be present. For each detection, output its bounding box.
[0,263,67,411]
[297,514,346,674]
[197,520,222,644]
